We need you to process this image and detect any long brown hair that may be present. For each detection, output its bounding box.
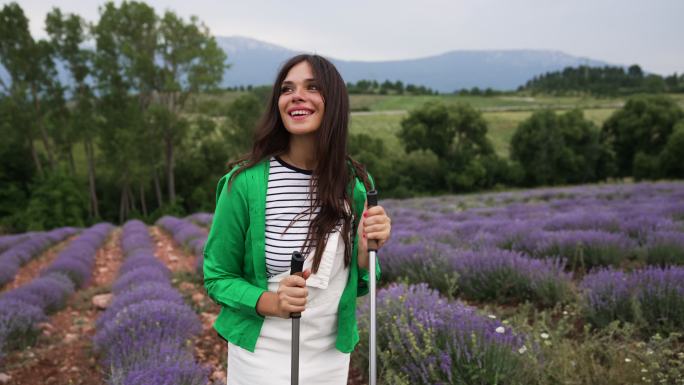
[225,54,371,273]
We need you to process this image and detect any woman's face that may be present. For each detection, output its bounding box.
[278,61,325,136]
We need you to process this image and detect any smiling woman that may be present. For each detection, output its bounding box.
[202,54,392,385]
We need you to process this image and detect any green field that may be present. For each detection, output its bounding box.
[350,106,619,158]
[183,91,684,159]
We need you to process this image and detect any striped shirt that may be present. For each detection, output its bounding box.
[265,156,319,277]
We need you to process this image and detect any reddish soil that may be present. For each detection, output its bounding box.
[1,235,77,293]
[1,229,123,385]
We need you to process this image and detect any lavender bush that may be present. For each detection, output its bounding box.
[0,227,79,287]
[533,230,637,270]
[156,215,207,279]
[355,283,541,385]
[0,298,47,357]
[580,266,684,335]
[451,248,574,307]
[641,231,684,266]
[185,212,213,227]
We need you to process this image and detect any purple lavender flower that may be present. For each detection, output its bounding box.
[580,266,684,335]
[355,283,539,384]
[642,231,684,266]
[0,298,47,354]
[111,267,170,294]
[94,300,201,365]
[121,360,210,385]
[450,248,573,307]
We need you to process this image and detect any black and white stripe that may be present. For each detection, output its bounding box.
[265,156,319,277]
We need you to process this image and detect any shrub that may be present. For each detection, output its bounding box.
[355,283,541,385]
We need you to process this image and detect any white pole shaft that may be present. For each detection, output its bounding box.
[369,249,377,385]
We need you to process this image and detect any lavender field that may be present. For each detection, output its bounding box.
[1,181,683,385]
[355,181,684,385]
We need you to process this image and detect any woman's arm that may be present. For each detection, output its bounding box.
[203,171,266,317]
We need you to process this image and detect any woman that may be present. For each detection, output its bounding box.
[203,54,392,385]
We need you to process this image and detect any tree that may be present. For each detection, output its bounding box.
[511,109,605,186]
[600,95,684,177]
[223,93,263,157]
[0,2,59,176]
[46,7,101,218]
[155,10,228,203]
[398,101,496,191]
[399,101,493,160]
[659,121,684,178]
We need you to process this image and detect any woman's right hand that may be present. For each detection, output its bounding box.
[274,269,311,318]
[255,269,312,318]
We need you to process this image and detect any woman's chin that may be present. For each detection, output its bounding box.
[284,124,319,136]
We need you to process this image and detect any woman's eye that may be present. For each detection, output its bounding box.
[280,86,292,93]
[309,84,319,91]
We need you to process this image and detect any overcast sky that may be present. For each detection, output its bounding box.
[10,0,684,75]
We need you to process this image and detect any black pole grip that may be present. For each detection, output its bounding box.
[290,251,306,319]
[366,190,378,251]
[367,190,378,208]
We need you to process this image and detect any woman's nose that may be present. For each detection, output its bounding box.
[291,86,305,100]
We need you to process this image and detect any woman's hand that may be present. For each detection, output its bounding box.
[256,269,311,318]
[357,202,391,270]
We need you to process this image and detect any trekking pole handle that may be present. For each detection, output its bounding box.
[366,190,378,251]
[290,251,306,319]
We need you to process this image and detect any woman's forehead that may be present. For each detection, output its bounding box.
[283,61,316,82]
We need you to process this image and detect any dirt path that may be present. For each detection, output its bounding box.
[150,226,227,383]
[1,235,77,294]
[1,229,123,385]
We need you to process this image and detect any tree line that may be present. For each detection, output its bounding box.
[349,94,684,198]
[346,79,438,95]
[520,64,684,96]
[0,1,228,231]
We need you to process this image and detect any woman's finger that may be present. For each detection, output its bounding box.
[282,294,306,307]
[364,224,389,234]
[284,285,308,298]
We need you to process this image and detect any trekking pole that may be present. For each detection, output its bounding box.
[366,190,378,385]
[290,250,306,385]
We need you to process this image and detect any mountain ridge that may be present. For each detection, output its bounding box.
[217,35,616,92]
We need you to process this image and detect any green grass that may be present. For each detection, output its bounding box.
[351,107,619,158]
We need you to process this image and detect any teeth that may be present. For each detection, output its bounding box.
[291,110,311,116]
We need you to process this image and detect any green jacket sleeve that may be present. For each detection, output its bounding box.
[203,169,266,317]
[356,171,382,297]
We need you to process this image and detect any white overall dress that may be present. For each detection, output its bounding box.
[227,226,351,385]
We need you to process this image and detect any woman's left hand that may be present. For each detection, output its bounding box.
[357,203,391,269]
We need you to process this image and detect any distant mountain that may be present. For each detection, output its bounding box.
[0,35,618,93]
[217,36,613,92]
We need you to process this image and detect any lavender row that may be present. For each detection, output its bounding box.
[0,233,27,253]
[94,220,209,385]
[156,215,207,277]
[185,212,213,227]
[0,227,79,287]
[380,242,575,307]
[0,223,113,360]
[381,183,684,271]
[355,283,541,384]
[580,265,684,335]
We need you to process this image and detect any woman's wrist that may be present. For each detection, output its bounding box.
[256,291,278,317]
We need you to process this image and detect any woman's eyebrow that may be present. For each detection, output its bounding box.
[281,78,317,85]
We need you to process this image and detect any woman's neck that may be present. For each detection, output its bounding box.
[283,134,317,171]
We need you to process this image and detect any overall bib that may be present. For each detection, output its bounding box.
[227,226,351,385]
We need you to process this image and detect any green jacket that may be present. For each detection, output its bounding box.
[203,157,381,353]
